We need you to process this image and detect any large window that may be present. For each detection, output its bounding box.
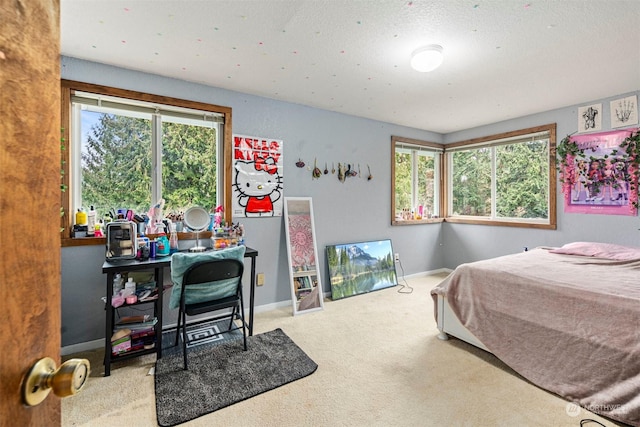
[446,124,557,228]
[391,136,444,225]
[391,124,556,229]
[61,81,232,244]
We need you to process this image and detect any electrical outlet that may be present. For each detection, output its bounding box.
[256,273,265,286]
[394,253,400,262]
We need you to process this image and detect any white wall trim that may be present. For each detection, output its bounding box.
[61,270,451,356]
[61,299,293,355]
[402,268,453,279]
[61,338,104,356]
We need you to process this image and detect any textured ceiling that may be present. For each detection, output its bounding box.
[61,0,640,134]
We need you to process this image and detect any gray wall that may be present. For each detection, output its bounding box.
[60,57,444,348]
[442,90,640,268]
[60,56,639,348]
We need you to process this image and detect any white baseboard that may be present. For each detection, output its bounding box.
[61,271,450,356]
[402,268,452,280]
[60,299,294,356]
[61,338,104,356]
[252,299,292,313]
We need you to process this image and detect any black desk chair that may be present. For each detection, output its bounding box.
[174,258,248,370]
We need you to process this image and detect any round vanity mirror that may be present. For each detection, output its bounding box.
[183,206,210,252]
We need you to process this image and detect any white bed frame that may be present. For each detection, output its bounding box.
[435,294,489,352]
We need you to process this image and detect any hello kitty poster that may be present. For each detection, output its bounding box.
[232,134,284,217]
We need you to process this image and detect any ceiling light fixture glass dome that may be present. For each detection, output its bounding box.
[410,44,444,72]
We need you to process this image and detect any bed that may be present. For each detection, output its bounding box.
[431,242,640,427]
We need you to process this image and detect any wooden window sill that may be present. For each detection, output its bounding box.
[61,231,215,247]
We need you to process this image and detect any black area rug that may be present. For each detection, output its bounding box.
[154,328,318,427]
[160,319,242,357]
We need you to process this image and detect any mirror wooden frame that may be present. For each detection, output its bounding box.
[283,197,324,315]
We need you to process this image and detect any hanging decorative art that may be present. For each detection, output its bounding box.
[232,135,283,217]
[294,157,373,183]
[610,95,638,129]
[577,103,603,133]
[557,128,640,215]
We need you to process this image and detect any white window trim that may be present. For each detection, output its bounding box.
[392,136,445,225]
[70,93,223,215]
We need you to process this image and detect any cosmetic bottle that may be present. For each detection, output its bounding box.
[87,206,97,236]
[75,208,87,226]
[124,277,136,297]
[113,273,124,295]
[169,222,178,253]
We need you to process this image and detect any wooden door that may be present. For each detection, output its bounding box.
[0,1,62,425]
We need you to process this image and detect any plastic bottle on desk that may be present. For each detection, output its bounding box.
[124,277,136,297]
[169,222,178,253]
[156,225,171,257]
[113,273,124,295]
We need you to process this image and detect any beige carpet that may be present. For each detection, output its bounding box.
[62,273,622,427]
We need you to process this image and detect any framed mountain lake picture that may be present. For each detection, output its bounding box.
[326,239,398,300]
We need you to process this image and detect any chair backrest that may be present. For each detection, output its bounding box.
[180,258,244,303]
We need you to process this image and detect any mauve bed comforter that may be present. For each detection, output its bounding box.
[431,246,640,426]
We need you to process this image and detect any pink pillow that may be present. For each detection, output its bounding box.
[549,241,640,261]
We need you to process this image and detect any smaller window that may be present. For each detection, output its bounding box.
[391,136,444,225]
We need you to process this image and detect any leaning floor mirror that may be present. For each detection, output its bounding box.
[283,197,324,315]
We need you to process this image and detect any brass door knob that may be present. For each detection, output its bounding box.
[22,357,90,406]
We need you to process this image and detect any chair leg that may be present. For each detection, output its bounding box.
[239,298,247,351]
[174,307,183,347]
[228,306,237,331]
[181,310,189,370]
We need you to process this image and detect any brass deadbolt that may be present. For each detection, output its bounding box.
[22,357,90,406]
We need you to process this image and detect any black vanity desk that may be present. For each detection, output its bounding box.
[101,246,258,376]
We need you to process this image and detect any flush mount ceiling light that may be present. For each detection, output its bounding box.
[410,44,444,72]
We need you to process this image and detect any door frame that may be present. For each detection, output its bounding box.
[0,0,62,424]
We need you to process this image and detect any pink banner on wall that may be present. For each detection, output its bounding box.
[562,129,636,216]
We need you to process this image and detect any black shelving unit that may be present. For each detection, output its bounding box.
[101,247,259,376]
[102,257,166,377]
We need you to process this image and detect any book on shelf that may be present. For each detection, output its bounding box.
[112,336,131,355]
[112,331,156,355]
[115,315,157,331]
[117,314,152,324]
